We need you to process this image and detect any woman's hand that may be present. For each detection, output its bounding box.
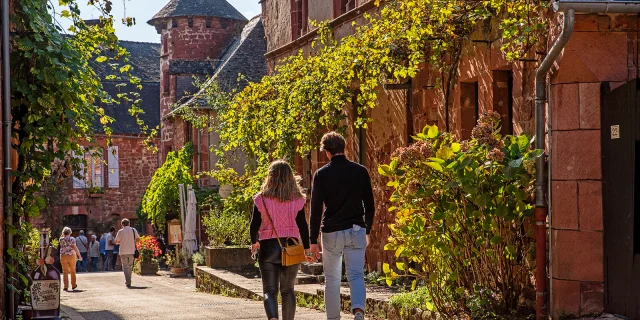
[251,242,260,254]
[304,249,315,263]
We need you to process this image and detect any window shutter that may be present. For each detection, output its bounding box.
[94,149,104,188]
[108,146,119,188]
[72,148,86,189]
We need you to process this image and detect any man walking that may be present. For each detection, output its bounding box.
[89,234,100,271]
[76,230,89,272]
[105,227,116,271]
[309,132,375,320]
[115,218,140,288]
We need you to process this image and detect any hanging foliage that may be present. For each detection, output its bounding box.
[179,0,547,219]
[139,144,195,231]
[7,0,149,298]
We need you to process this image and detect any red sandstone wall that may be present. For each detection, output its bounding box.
[547,13,638,318]
[58,135,159,232]
[263,5,635,318]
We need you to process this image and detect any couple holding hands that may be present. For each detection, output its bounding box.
[250,131,375,320]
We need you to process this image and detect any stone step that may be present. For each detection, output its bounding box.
[300,262,324,275]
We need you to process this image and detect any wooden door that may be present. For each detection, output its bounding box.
[602,79,640,319]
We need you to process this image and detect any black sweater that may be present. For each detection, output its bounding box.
[309,155,375,244]
[250,205,310,249]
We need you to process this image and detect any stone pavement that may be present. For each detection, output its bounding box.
[60,271,332,320]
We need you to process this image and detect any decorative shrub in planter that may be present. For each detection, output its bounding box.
[135,235,162,276]
[134,259,159,275]
[166,246,189,277]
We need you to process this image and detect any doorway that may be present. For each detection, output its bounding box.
[601,79,640,319]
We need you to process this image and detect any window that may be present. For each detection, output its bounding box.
[73,148,104,189]
[334,0,355,17]
[185,122,193,143]
[163,70,170,94]
[108,146,120,188]
[291,0,308,40]
[460,81,479,140]
[162,34,168,54]
[352,92,367,165]
[492,70,514,135]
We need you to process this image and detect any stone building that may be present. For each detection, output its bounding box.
[57,40,161,233]
[261,0,640,318]
[148,0,267,186]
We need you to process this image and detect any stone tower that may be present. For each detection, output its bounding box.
[148,0,248,161]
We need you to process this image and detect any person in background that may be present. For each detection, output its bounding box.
[59,227,82,291]
[309,131,375,320]
[115,218,140,288]
[89,234,100,272]
[99,233,107,270]
[75,230,89,272]
[250,160,313,320]
[105,227,116,271]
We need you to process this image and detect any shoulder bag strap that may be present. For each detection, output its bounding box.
[261,195,285,249]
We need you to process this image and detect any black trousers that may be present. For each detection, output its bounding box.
[258,239,300,320]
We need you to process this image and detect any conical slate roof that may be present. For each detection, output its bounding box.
[148,0,247,26]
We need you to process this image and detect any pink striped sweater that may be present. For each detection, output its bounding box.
[254,194,306,241]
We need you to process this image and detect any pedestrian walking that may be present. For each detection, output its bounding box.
[309,132,375,320]
[89,234,100,271]
[76,230,89,272]
[59,227,83,291]
[250,160,313,320]
[105,227,116,271]
[99,233,107,270]
[115,218,140,288]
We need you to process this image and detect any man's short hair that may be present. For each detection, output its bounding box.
[121,218,130,227]
[110,227,116,232]
[79,230,84,235]
[320,132,346,155]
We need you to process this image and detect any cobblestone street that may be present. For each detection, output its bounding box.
[60,271,330,320]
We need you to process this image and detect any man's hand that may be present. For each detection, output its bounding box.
[310,244,321,261]
[366,235,371,248]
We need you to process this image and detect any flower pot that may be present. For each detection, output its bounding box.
[171,267,188,277]
[135,260,159,276]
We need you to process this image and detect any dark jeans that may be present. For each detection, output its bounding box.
[77,252,88,272]
[90,257,99,271]
[104,250,114,271]
[258,238,299,320]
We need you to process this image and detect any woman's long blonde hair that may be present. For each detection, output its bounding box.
[260,160,305,202]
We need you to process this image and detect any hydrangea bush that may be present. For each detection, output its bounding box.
[380,112,542,316]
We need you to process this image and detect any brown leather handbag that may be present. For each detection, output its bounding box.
[261,197,306,266]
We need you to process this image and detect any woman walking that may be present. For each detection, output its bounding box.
[59,227,82,291]
[250,161,313,320]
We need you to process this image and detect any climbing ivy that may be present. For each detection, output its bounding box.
[7,0,146,301]
[180,0,547,217]
[139,144,195,231]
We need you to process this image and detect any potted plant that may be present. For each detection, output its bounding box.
[166,246,188,277]
[87,186,105,198]
[134,235,161,275]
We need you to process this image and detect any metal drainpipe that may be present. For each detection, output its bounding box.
[2,0,13,316]
[535,8,574,320]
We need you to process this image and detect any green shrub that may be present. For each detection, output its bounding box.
[390,286,434,311]
[203,206,251,247]
[380,112,542,316]
[139,144,194,231]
